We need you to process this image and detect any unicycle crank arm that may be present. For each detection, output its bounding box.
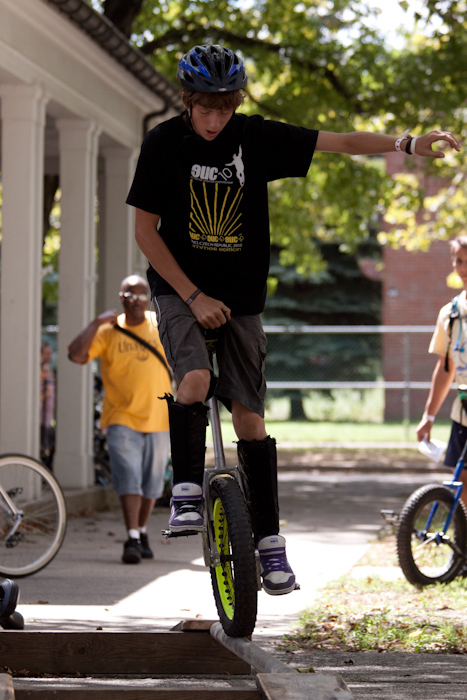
[161,529,202,539]
[413,532,466,559]
[445,539,467,558]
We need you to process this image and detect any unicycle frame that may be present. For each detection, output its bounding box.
[202,392,262,592]
[421,439,466,545]
[161,330,262,633]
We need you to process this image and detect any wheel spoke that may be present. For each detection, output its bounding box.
[0,454,66,577]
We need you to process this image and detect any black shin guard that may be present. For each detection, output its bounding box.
[166,395,209,487]
[237,436,279,542]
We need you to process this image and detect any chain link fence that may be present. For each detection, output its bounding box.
[43,324,451,433]
[263,325,448,427]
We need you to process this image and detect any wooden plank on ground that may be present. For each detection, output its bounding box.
[0,675,14,700]
[0,632,250,676]
[256,673,355,700]
[210,623,294,675]
[14,688,260,700]
[170,620,216,632]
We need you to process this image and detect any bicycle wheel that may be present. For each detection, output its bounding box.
[0,454,67,577]
[209,476,257,637]
[397,484,467,586]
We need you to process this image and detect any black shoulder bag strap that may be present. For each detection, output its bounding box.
[114,324,173,382]
[446,295,461,371]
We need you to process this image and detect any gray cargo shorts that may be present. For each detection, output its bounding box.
[154,294,267,417]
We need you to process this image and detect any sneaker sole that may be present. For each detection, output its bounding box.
[262,580,296,596]
[168,524,204,534]
[122,552,141,564]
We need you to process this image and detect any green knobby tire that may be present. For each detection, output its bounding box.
[209,476,257,637]
[397,483,467,586]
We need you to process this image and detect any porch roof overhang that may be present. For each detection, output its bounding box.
[44,0,183,113]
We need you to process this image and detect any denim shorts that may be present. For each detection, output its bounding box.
[154,294,267,416]
[106,424,170,498]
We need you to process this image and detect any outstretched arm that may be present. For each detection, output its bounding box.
[316,129,461,158]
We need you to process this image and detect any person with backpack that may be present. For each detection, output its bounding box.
[68,275,172,563]
[127,44,460,595]
[417,237,467,506]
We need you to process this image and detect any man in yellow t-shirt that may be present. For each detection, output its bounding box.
[68,275,171,563]
[417,236,467,506]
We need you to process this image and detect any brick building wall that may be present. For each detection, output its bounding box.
[382,153,457,420]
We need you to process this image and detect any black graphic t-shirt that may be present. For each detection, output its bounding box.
[126,113,318,314]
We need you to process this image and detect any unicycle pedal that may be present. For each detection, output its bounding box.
[161,529,201,539]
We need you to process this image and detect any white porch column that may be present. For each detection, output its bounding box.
[0,84,47,457]
[54,119,100,488]
[97,147,138,313]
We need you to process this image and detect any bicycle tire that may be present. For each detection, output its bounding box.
[209,476,257,637]
[397,483,467,586]
[0,454,67,577]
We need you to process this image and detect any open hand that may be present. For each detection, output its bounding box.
[415,130,461,158]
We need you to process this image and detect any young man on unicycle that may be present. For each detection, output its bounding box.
[127,44,460,595]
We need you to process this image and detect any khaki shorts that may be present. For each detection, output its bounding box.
[154,294,267,416]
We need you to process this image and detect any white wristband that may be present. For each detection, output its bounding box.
[410,136,418,155]
[423,413,435,422]
[395,128,410,151]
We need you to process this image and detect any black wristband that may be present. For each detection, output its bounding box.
[185,288,202,306]
[405,137,413,154]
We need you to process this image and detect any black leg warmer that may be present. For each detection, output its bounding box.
[166,395,209,487]
[237,436,279,542]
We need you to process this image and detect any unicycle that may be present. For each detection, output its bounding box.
[396,436,467,586]
[163,332,260,637]
[203,390,260,637]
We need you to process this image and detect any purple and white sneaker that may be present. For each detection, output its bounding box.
[258,534,296,595]
[169,482,204,533]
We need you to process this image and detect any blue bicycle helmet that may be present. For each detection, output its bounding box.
[177,44,247,93]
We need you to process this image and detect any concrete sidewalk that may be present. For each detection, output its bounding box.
[12,463,466,699]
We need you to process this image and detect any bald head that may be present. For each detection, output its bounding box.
[120,275,148,293]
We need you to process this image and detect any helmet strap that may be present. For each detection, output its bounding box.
[186,105,200,138]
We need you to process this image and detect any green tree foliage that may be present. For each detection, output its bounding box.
[88,0,467,265]
[42,188,61,326]
[263,240,382,418]
[83,0,467,420]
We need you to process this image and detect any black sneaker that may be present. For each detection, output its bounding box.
[122,537,141,564]
[139,533,154,559]
[1,611,24,630]
[0,579,19,619]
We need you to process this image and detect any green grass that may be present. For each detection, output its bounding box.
[284,575,467,654]
[214,391,452,443]
[215,418,451,444]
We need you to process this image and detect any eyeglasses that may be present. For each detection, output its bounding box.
[120,292,148,302]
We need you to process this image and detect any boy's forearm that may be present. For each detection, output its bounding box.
[135,212,198,303]
[316,129,460,157]
[424,357,456,417]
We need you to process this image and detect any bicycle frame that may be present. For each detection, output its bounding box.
[0,483,24,542]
